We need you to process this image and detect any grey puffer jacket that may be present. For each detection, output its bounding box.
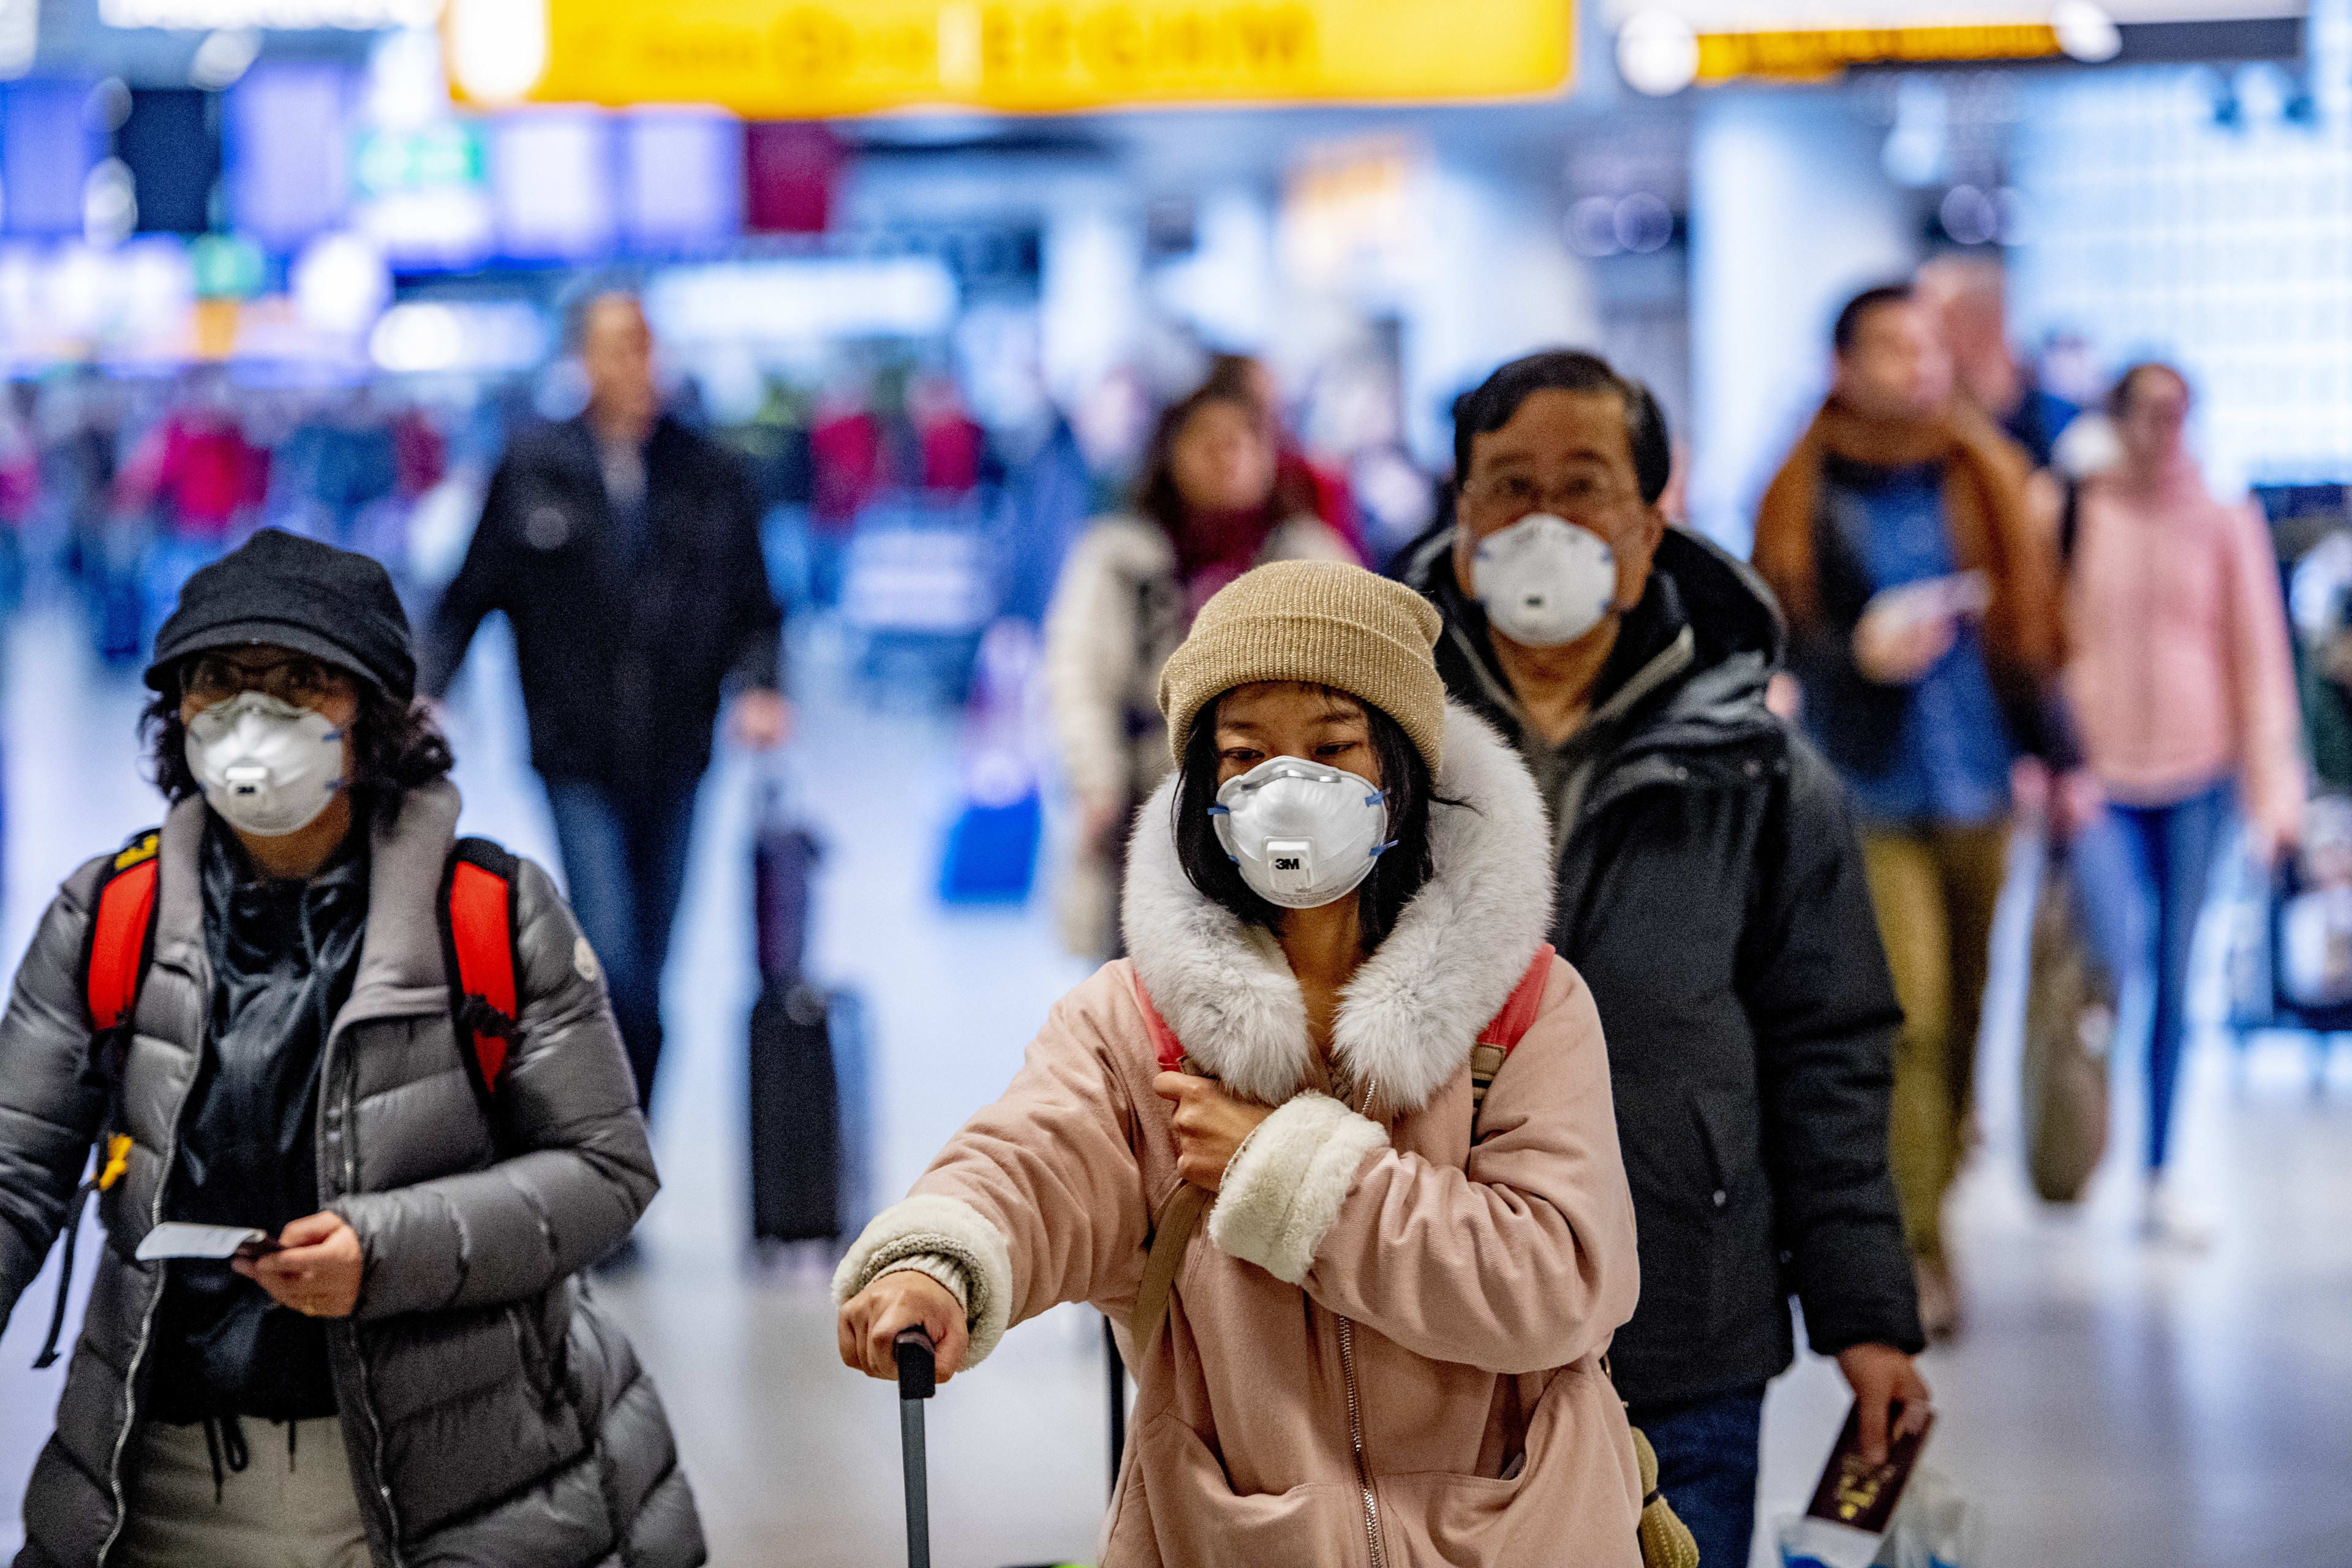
[0,781,704,1568]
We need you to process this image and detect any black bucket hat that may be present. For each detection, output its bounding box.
[145,529,417,700]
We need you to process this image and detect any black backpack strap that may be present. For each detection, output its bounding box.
[438,837,522,1140]
[2059,478,2082,570]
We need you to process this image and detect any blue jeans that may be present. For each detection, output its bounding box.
[1626,1383,1766,1568]
[543,775,700,1116]
[2075,781,2234,1172]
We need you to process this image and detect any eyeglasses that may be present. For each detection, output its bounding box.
[183,653,354,709]
[1464,471,1628,516]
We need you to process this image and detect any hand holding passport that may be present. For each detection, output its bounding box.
[1778,1400,1937,1568]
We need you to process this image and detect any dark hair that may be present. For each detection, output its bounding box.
[143,662,455,834]
[1134,383,1321,543]
[1170,688,1449,952]
[1833,283,1917,356]
[1451,350,1671,507]
[2108,361,2190,418]
[1200,353,1268,405]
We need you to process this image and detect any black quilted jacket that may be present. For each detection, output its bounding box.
[0,781,703,1567]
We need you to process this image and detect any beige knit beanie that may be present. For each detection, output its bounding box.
[1158,559,1447,773]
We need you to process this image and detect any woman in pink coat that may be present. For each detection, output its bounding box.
[2063,362,2303,1242]
[837,560,1645,1566]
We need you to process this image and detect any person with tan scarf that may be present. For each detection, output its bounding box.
[1752,283,2068,1341]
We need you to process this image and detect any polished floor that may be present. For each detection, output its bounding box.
[1,598,2348,1566]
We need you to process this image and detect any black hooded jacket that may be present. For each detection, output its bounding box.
[1404,527,1924,1405]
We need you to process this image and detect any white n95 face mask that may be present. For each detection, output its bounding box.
[1211,756,1390,911]
[185,690,349,837]
[1471,513,1619,649]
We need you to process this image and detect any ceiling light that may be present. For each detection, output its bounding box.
[1617,11,1700,97]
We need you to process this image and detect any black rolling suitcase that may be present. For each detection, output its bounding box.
[749,979,842,1242]
[748,778,848,1245]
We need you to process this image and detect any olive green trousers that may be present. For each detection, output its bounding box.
[1860,821,2013,1264]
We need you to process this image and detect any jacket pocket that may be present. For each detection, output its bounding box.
[1689,1088,1778,1341]
[1129,1414,1363,1568]
[1612,1090,1722,1351]
[1689,1088,1755,1213]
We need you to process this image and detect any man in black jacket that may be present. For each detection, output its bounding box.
[423,292,786,1117]
[1402,350,1927,1568]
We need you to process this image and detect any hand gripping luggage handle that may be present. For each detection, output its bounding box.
[895,1327,937,1400]
[895,1329,935,1568]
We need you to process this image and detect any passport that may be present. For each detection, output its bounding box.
[1805,1400,1936,1534]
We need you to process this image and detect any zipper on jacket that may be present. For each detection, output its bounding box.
[1336,1073,1386,1568]
[1336,1316,1387,1568]
[330,1022,406,1566]
[96,972,206,1568]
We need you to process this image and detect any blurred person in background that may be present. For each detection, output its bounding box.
[386,395,447,504]
[1044,380,1352,959]
[908,369,990,497]
[1922,256,2079,472]
[116,369,270,653]
[1754,283,2071,1340]
[841,560,1648,1563]
[1204,352,1366,560]
[1401,350,1927,1566]
[40,371,138,663]
[2061,362,2302,1242]
[268,388,398,549]
[0,383,40,616]
[807,374,882,606]
[0,530,699,1568]
[423,291,788,1121]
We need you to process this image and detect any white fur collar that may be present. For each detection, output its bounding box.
[1121,702,1554,1113]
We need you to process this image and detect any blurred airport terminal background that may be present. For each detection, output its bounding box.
[0,0,2348,1561]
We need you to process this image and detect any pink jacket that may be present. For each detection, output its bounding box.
[837,706,1644,1566]
[2064,457,2303,839]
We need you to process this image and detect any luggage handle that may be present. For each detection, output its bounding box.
[894,1329,935,1568]
[895,1327,937,1401]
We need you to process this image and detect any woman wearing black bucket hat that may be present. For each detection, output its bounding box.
[0,529,703,1567]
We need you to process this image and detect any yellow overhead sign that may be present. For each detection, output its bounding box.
[456,0,1574,115]
[1695,21,2060,78]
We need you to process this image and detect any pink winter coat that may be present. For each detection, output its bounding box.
[2063,456,2303,842]
[837,705,1645,1566]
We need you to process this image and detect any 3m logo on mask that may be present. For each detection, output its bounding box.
[1267,839,1314,895]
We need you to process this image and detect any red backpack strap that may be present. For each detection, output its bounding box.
[1128,965,1212,1352]
[40,831,162,1369]
[1129,970,1190,1075]
[439,838,521,1112]
[1469,944,1555,1131]
[83,831,162,1036]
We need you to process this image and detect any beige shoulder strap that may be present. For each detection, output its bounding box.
[1128,1182,1210,1349]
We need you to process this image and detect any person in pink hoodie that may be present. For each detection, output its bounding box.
[2062,361,2303,1242]
[837,559,1645,1565]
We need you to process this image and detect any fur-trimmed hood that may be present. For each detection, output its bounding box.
[1120,701,1554,1113]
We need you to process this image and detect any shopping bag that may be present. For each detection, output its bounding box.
[2281,794,2352,1012]
[1871,1468,1985,1568]
[2222,847,2281,1031]
[2020,843,2115,1202]
[2280,885,2352,1008]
